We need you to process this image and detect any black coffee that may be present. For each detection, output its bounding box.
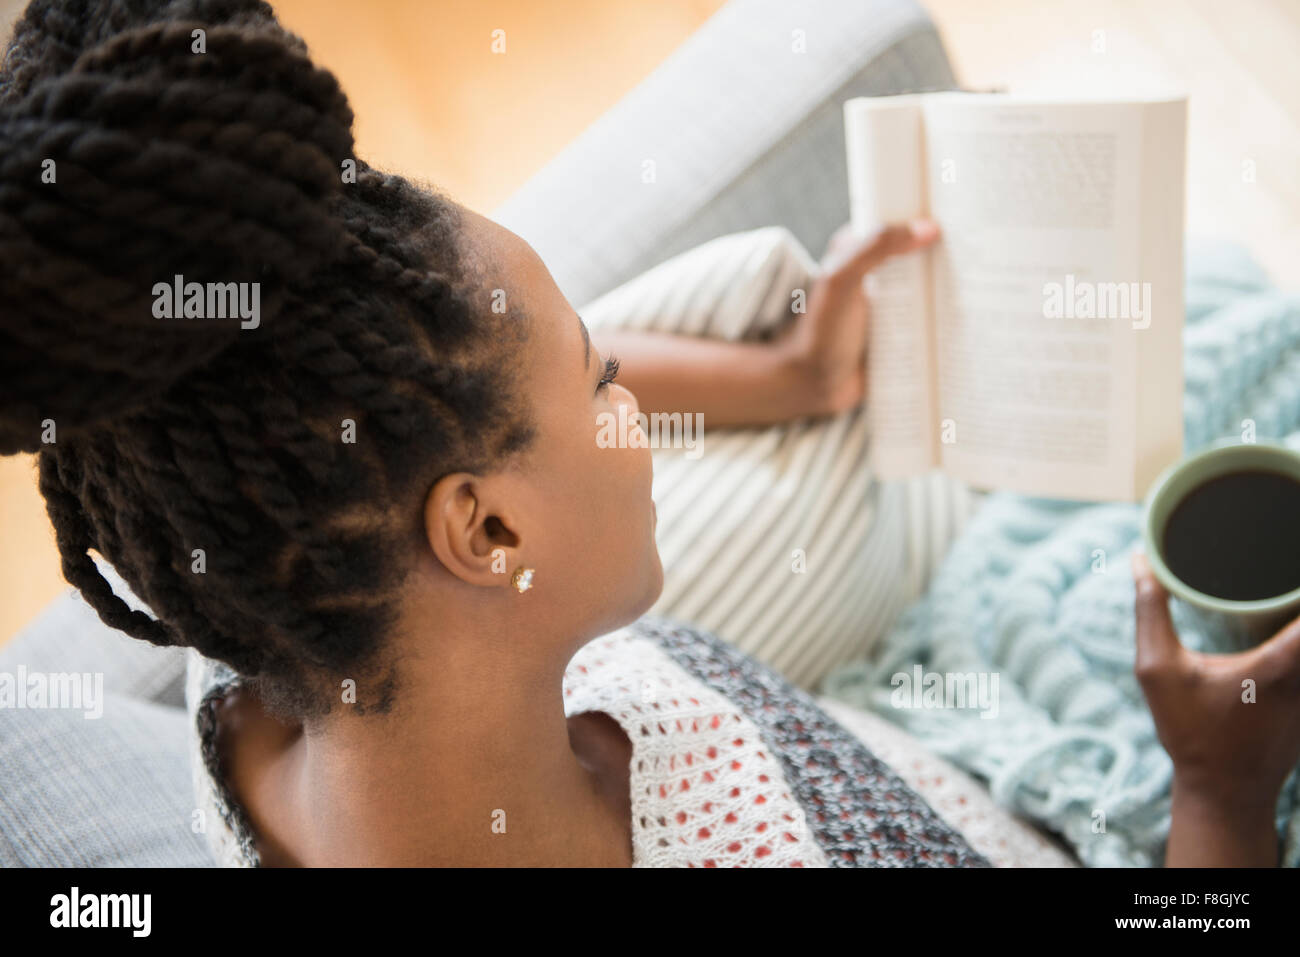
[1160,469,1300,601]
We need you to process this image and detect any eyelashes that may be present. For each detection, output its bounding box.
[597,354,620,392]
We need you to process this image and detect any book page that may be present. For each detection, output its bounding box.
[920,94,1184,501]
[1132,99,1186,497]
[844,95,937,477]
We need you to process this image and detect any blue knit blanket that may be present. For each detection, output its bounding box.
[820,239,1300,867]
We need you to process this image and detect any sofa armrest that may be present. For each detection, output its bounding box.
[491,0,955,308]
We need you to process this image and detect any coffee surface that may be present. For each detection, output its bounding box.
[1161,469,1300,601]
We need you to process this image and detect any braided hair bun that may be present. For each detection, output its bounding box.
[0,0,533,719]
[0,0,359,449]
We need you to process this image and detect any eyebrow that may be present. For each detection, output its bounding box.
[578,315,592,369]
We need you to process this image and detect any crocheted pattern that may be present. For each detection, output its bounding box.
[184,648,263,867]
[640,618,992,867]
[821,240,1300,867]
[188,619,991,867]
[566,627,828,866]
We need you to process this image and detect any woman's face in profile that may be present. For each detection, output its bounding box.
[454,206,664,637]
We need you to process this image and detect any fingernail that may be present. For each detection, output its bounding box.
[1131,550,1150,578]
[910,219,940,241]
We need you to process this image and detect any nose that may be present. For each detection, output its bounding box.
[614,384,649,445]
[614,382,640,418]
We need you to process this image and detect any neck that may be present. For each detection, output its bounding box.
[265,595,623,866]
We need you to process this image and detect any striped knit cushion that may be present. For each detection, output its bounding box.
[581,227,980,691]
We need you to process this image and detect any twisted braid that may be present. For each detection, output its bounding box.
[0,0,534,719]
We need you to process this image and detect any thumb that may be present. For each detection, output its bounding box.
[1132,551,1183,678]
[1253,610,1300,687]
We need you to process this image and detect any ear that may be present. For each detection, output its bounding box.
[422,472,523,589]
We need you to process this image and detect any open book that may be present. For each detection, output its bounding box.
[844,92,1186,502]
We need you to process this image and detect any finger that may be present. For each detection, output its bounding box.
[825,219,941,282]
[1132,551,1183,678]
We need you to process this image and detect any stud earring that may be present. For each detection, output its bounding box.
[511,567,536,593]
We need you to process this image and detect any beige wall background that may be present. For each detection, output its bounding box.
[2,0,1297,644]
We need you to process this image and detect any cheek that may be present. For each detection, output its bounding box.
[584,412,658,559]
[537,406,659,610]
[622,434,662,596]
[594,424,654,534]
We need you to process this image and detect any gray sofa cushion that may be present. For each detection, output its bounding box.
[0,695,211,866]
[1,584,187,709]
[491,0,954,308]
[0,0,955,866]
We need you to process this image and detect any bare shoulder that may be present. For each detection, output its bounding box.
[568,711,633,812]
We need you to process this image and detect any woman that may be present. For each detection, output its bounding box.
[3,0,1297,867]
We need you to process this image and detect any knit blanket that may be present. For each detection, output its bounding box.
[820,239,1300,867]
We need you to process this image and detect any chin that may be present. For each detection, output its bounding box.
[598,544,663,637]
[637,550,665,617]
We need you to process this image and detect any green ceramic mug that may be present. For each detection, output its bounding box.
[1141,439,1300,649]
